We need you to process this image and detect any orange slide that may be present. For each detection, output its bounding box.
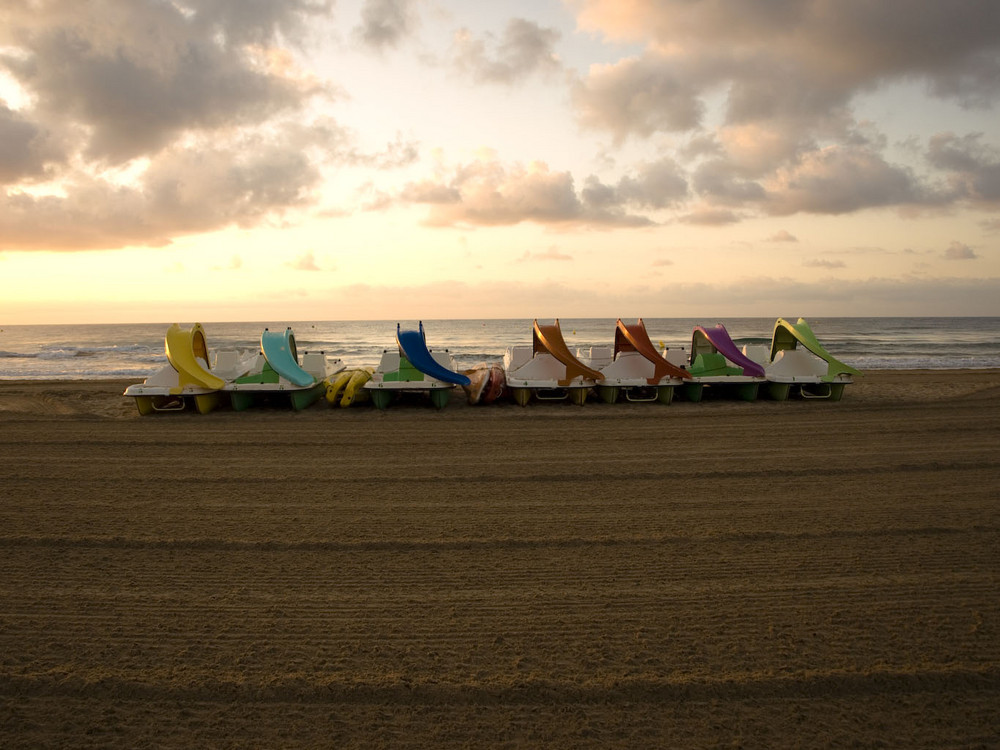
[532,319,603,386]
[614,318,691,384]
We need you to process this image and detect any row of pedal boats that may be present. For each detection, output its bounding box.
[123,317,862,414]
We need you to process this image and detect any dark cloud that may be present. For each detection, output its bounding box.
[0,104,63,181]
[581,157,688,211]
[692,159,766,204]
[453,19,560,84]
[0,129,325,250]
[192,0,332,47]
[0,1,331,165]
[927,132,1000,204]
[765,145,928,215]
[574,0,1000,128]
[569,1,1000,220]
[354,0,418,51]
[0,1,365,251]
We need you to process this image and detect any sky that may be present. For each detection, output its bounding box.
[1,0,999,324]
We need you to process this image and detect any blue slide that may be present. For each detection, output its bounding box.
[261,327,316,387]
[396,322,471,386]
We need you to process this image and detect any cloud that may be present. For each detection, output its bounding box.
[0,128,328,250]
[691,159,766,205]
[398,154,655,228]
[0,104,64,182]
[765,145,929,215]
[176,0,332,47]
[0,0,354,252]
[453,19,561,84]
[803,258,846,269]
[582,157,688,210]
[354,0,418,51]
[571,1,1000,117]
[571,54,704,140]
[0,1,330,165]
[767,230,798,242]
[944,241,977,260]
[212,255,243,271]
[288,251,322,270]
[926,132,1000,204]
[517,246,572,262]
[679,207,741,225]
[299,275,1000,319]
[567,1,1000,220]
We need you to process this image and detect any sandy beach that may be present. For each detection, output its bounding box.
[1,370,998,748]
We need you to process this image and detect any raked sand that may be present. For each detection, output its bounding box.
[1,371,999,748]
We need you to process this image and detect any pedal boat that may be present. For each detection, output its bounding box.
[123,323,254,415]
[461,363,506,405]
[364,322,470,410]
[226,327,342,411]
[743,317,862,401]
[325,367,374,407]
[675,324,767,402]
[579,318,690,404]
[503,319,603,406]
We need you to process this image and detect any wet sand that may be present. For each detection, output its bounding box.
[1,371,999,747]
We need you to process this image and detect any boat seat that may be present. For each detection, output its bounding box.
[662,347,687,368]
[301,351,327,378]
[741,344,769,366]
[214,350,241,371]
[504,345,533,373]
[768,348,828,379]
[579,346,613,369]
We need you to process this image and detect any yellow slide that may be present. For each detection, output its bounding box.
[164,323,225,394]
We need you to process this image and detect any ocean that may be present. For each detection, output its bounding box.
[0,317,998,380]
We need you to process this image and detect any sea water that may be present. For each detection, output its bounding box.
[0,318,998,380]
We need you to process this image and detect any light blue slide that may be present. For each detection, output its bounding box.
[261,327,315,387]
[396,322,471,386]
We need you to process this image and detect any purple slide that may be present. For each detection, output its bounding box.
[692,324,766,377]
